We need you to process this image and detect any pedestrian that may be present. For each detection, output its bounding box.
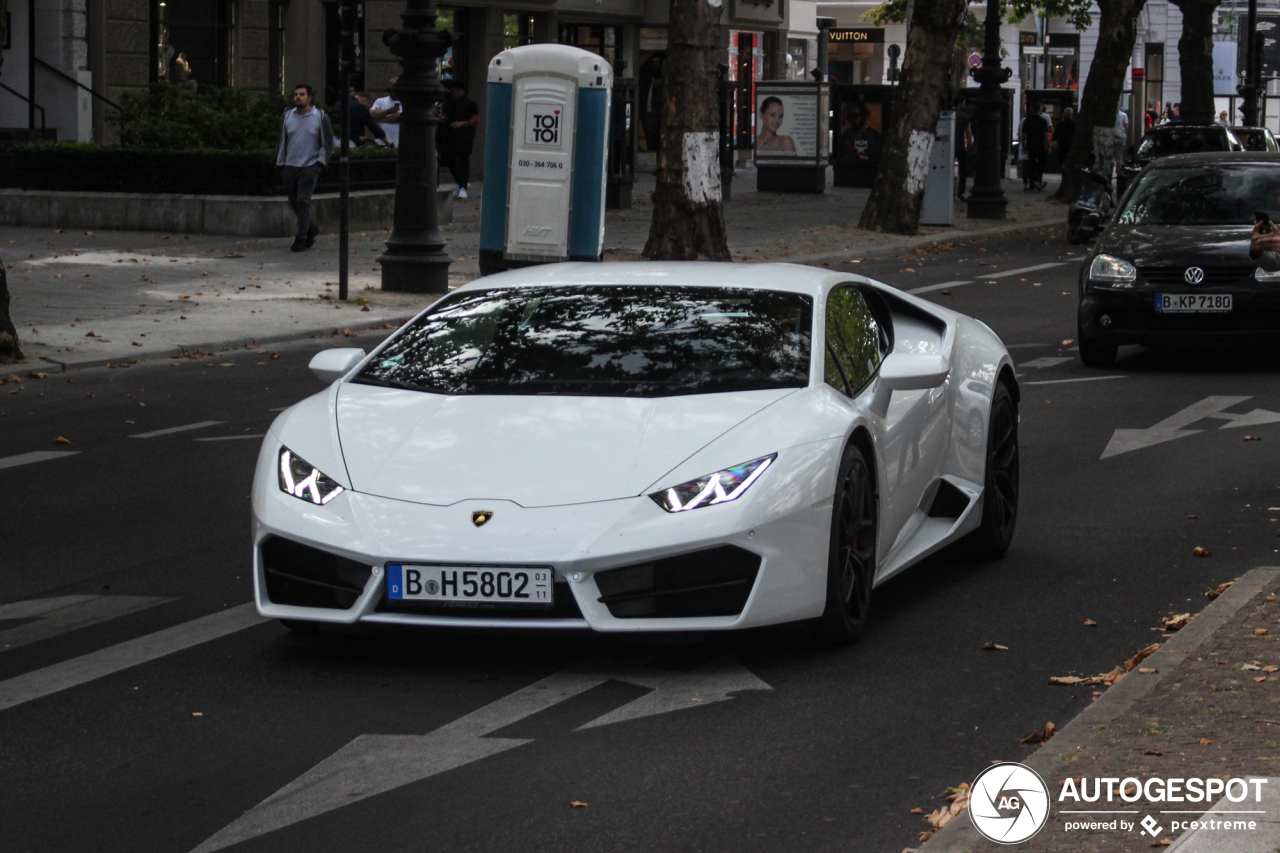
[1145,101,1158,132]
[1055,106,1076,167]
[276,83,333,252]
[443,80,479,199]
[1171,103,1183,122]
[1218,109,1229,125]
[1113,109,1129,176]
[370,78,401,146]
[953,92,975,198]
[1020,102,1051,191]
[348,91,391,148]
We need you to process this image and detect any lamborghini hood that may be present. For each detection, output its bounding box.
[334,384,795,507]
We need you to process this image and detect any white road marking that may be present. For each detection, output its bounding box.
[980,262,1064,280]
[129,421,224,439]
[0,451,80,470]
[1018,356,1074,369]
[191,654,770,853]
[1023,375,1126,386]
[0,595,172,652]
[1101,396,1280,458]
[0,603,264,713]
[193,434,265,442]
[907,263,1066,296]
[908,280,969,295]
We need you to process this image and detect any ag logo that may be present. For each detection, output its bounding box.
[525,102,562,146]
[1184,266,1205,284]
[969,762,1050,844]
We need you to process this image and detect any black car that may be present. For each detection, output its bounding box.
[1117,125,1242,195]
[1229,126,1279,152]
[1078,152,1280,367]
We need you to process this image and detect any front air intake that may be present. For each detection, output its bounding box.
[594,545,762,618]
[261,536,373,610]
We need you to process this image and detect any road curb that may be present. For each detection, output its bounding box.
[783,215,1065,268]
[913,566,1280,853]
[32,315,421,373]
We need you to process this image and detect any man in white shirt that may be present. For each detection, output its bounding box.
[370,78,401,147]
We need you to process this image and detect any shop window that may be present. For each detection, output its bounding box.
[153,0,235,88]
[787,38,808,80]
[559,24,623,75]
[1145,43,1164,113]
[502,13,535,49]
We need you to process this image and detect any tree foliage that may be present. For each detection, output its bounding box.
[863,0,1093,35]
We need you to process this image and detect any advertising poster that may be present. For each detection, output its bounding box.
[754,85,825,165]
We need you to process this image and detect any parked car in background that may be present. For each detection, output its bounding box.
[1117,125,1242,195]
[1229,126,1279,152]
[1077,152,1280,367]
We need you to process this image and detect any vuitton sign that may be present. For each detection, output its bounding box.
[829,28,885,44]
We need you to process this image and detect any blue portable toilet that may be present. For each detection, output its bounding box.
[479,45,613,276]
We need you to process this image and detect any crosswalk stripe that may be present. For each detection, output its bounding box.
[0,595,172,652]
[129,421,224,439]
[0,451,80,470]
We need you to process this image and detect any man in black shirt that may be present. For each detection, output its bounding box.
[443,81,480,199]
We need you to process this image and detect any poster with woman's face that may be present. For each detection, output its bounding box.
[755,90,820,161]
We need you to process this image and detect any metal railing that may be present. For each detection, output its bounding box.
[34,58,121,112]
[0,82,46,131]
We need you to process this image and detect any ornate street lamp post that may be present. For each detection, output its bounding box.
[379,0,453,293]
[965,0,1010,220]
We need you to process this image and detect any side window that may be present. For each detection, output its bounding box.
[824,286,884,396]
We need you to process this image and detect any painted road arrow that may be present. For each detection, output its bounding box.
[191,653,770,852]
[1101,396,1280,458]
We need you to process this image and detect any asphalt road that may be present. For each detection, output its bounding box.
[4,225,1280,853]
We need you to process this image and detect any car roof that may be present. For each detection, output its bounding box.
[1229,126,1271,132]
[1146,151,1280,168]
[454,262,849,297]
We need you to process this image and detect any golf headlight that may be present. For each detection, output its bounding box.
[278,447,346,505]
[1089,254,1137,285]
[649,455,775,513]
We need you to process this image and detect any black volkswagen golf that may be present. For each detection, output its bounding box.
[1078,152,1280,367]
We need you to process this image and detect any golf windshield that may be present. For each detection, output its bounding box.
[1117,164,1280,226]
[355,285,813,397]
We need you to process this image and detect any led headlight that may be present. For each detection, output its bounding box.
[278,447,346,505]
[1256,267,1280,282]
[649,454,775,513]
[1088,254,1137,285]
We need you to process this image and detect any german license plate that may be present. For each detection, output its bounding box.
[386,565,553,606]
[1155,293,1233,312]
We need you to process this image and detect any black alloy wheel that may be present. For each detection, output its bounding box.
[967,382,1019,558]
[803,442,878,645]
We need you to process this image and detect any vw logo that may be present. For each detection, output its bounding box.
[1184,267,1205,284]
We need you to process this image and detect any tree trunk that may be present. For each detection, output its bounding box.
[1172,0,1216,125]
[857,0,967,235]
[642,0,730,260]
[0,0,15,365]
[1053,0,1146,202]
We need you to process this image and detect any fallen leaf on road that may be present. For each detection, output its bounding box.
[219,363,234,367]
[1084,619,1097,626]
[1143,749,1163,756]
[25,371,46,379]
[980,642,1008,650]
[1150,838,1172,846]
[1161,613,1192,632]
[1245,435,1263,441]
[1243,664,1261,671]
[918,831,935,842]
[1192,546,1212,558]
[132,342,142,347]
[1263,665,1279,673]
[225,251,242,258]
[570,801,587,808]
[940,290,952,295]
[1138,667,1158,674]
[361,306,370,312]
[53,436,70,444]
[1254,676,1268,682]
[924,783,970,831]
[1062,339,1074,345]
[1021,722,1057,744]
[191,712,203,717]
[1256,629,1270,636]
[1051,643,1161,687]
[1200,738,1213,745]
[1206,581,1234,600]
[909,807,923,815]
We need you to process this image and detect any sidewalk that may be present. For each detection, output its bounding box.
[0,171,1063,371]
[914,567,1280,853]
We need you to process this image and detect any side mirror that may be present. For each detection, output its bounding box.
[879,352,949,391]
[309,347,366,383]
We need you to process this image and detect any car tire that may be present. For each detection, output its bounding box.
[1078,336,1118,368]
[966,382,1019,559]
[801,442,877,646]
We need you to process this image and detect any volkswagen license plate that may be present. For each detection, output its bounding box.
[1155,294,1233,313]
[386,564,553,606]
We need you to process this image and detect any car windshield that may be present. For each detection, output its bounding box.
[1116,164,1280,225]
[354,285,813,397]
[1232,129,1272,152]
[1135,127,1231,158]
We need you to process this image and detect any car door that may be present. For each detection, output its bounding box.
[823,285,949,564]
